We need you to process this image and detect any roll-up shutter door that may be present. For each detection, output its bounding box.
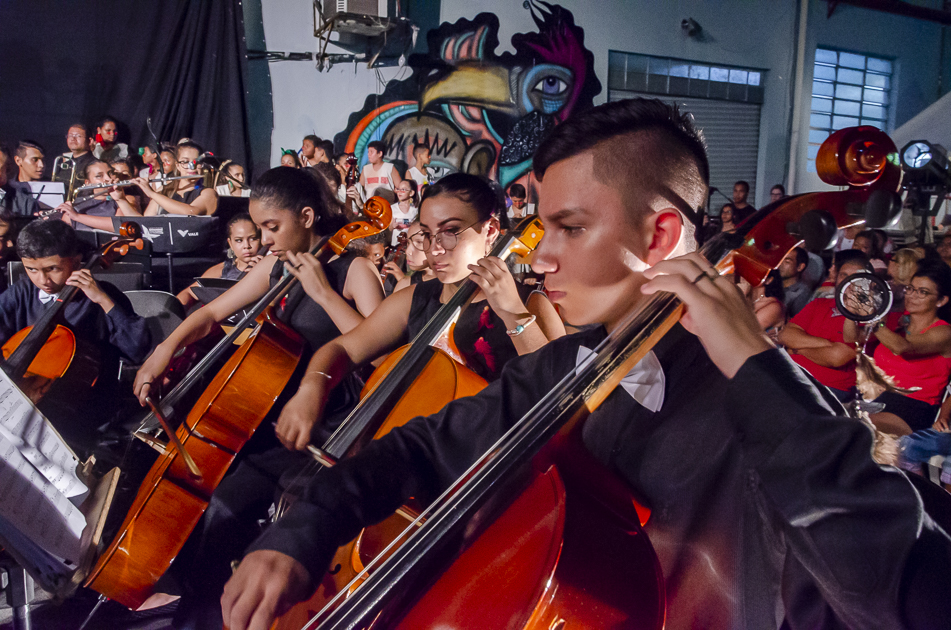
[609,90,762,208]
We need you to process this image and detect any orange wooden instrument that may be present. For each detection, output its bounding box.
[1,223,145,413]
[282,127,903,629]
[84,199,393,609]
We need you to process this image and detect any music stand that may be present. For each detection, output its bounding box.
[111,216,220,292]
[27,181,66,210]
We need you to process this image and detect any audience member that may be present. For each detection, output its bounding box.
[315,140,334,165]
[0,145,39,217]
[0,208,17,293]
[93,116,129,162]
[391,179,418,245]
[778,246,811,316]
[719,203,736,233]
[853,229,887,274]
[406,144,431,187]
[769,184,786,204]
[853,262,951,435]
[136,141,218,216]
[937,232,951,269]
[731,180,755,222]
[390,221,436,292]
[835,224,862,251]
[140,144,159,178]
[300,135,320,167]
[507,183,531,219]
[177,213,263,309]
[14,141,45,182]
[778,251,870,402]
[360,140,402,198]
[281,150,302,169]
[888,248,925,312]
[811,249,866,301]
[748,269,785,335]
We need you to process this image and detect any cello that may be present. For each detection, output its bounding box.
[277,126,903,629]
[1,223,145,416]
[83,198,393,610]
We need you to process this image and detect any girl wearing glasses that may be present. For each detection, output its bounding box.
[134,140,218,216]
[391,179,418,245]
[274,172,565,451]
[850,261,951,434]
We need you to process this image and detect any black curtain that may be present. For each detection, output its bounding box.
[0,0,252,176]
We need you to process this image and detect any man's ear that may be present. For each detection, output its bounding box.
[643,209,684,266]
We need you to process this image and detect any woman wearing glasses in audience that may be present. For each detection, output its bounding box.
[847,261,951,435]
[133,140,218,216]
[391,179,418,245]
[274,172,565,451]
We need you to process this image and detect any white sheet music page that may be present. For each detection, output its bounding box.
[0,434,85,563]
[0,369,87,499]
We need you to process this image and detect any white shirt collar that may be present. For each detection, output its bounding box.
[576,345,666,412]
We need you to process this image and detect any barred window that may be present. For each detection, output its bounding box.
[808,48,893,172]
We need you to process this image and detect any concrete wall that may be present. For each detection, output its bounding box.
[257,0,945,207]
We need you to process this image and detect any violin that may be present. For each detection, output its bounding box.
[345,154,359,216]
[273,214,545,629]
[279,126,904,629]
[2,223,145,416]
[83,198,393,609]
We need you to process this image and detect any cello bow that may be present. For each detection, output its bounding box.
[302,126,904,629]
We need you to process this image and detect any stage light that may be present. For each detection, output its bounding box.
[901,142,933,169]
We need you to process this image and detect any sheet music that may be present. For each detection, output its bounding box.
[0,433,85,563]
[0,370,87,499]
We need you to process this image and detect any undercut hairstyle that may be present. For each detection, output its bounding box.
[17,220,81,260]
[303,134,320,146]
[412,143,429,159]
[319,140,334,157]
[508,183,526,198]
[176,140,203,157]
[15,140,44,159]
[735,180,750,193]
[252,166,347,236]
[367,140,386,154]
[793,246,809,270]
[421,172,499,223]
[533,98,709,248]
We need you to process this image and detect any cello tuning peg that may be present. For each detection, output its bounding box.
[789,210,839,252]
[863,189,901,229]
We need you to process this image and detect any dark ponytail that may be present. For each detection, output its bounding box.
[251,166,347,236]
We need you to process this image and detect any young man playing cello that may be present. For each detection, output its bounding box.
[223,99,951,630]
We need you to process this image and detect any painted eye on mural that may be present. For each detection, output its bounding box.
[534,76,568,96]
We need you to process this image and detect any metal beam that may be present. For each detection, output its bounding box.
[824,0,951,25]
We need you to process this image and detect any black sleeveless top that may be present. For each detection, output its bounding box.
[221,257,247,281]
[268,252,362,435]
[406,278,534,382]
[159,182,204,214]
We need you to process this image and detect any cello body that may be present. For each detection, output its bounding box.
[85,309,304,609]
[274,346,487,630]
[1,324,100,408]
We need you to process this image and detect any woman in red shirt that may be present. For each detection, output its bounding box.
[868,262,951,433]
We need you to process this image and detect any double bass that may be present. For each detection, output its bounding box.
[83,199,393,610]
[276,126,904,629]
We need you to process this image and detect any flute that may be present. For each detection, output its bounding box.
[72,173,201,193]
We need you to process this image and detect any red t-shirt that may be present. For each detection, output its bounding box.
[789,298,855,391]
[874,319,951,405]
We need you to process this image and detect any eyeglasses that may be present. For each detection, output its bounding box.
[178,160,196,167]
[396,187,413,193]
[410,221,480,252]
[905,285,938,298]
[66,133,85,139]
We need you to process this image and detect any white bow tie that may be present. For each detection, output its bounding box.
[38,289,59,305]
[576,345,666,413]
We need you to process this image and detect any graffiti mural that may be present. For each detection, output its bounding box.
[334,0,601,194]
